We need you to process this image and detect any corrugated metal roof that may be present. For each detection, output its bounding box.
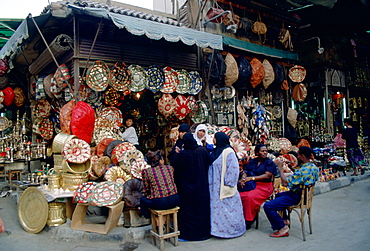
[42,0,180,26]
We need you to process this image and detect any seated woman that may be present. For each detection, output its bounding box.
[239,144,277,229]
[139,150,180,219]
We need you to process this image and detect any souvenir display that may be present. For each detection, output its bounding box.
[104,166,131,184]
[292,83,308,102]
[111,142,136,165]
[0,116,9,131]
[98,107,123,130]
[54,64,70,90]
[85,89,104,109]
[250,58,265,88]
[43,73,54,99]
[176,69,191,94]
[169,125,179,144]
[211,85,223,99]
[95,117,114,129]
[0,90,4,104]
[272,105,282,119]
[78,81,92,101]
[221,86,236,99]
[0,58,9,76]
[224,53,239,87]
[104,140,124,157]
[188,71,203,95]
[288,65,306,83]
[174,95,191,120]
[279,138,292,153]
[13,87,26,107]
[90,181,124,207]
[73,182,97,204]
[146,65,164,93]
[2,86,14,106]
[62,138,91,164]
[262,59,275,89]
[118,149,144,170]
[62,158,91,174]
[59,100,75,134]
[34,99,52,118]
[38,118,54,140]
[158,93,176,118]
[109,62,131,91]
[230,137,249,160]
[161,66,179,93]
[70,101,95,144]
[190,100,208,123]
[96,138,115,157]
[128,64,148,92]
[93,128,121,145]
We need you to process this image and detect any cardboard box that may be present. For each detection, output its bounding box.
[71,201,124,234]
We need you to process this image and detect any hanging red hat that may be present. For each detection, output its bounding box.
[2,87,14,106]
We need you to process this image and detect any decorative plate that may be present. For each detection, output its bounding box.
[130,160,150,179]
[222,86,235,99]
[158,93,176,118]
[174,95,191,120]
[104,166,131,184]
[89,181,124,207]
[95,117,114,129]
[288,65,306,83]
[104,87,120,106]
[85,89,103,108]
[272,105,282,119]
[146,65,164,93]
[111,142,136,165]
[109,62,131,91]
[73,182,97,204]
[34,99,51,118]
[188,71,203,95]
[187,96,197,111]
[18,187,48,233]
[86,60,110,92]
[38,118,54,140]
[99,107,123,129]
[63,138,91,164]
[190,100,209,123]
[161,66,179,93]
[118,149,144,170]
[211,85,222,99]
[78,79,92,101]
[54,64,70,89]
[169,126,179,144]
[93,127,122,145]
[176,69,191,94]
[0,116,9,131]
[128,64,148,92]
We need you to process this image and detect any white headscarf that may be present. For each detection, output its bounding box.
[194,124,213,146]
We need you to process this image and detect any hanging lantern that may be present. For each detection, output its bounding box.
[332,92,345,106]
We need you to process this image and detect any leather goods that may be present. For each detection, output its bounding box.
[224,53,239,86]
[250,58,264,88]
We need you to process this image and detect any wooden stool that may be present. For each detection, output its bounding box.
[8,170,22,184]
[150,207,180,251]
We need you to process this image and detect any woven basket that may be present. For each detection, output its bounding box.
[52,132,77,153]
[61,172,88,191]
[62,159,91,174]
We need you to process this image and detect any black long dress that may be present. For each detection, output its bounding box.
[171,132,211,241]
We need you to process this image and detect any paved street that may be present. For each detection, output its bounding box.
[1,178,370,251]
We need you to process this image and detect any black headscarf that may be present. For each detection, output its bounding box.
[179,123,190,133]
[183,132,199,150]
[210,132,231,163]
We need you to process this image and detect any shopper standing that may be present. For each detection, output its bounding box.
[171,132,211,241]
[341,118,366,176]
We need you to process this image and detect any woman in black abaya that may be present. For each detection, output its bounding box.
[171,132,211,241]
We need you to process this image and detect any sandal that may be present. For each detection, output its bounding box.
[360,168,365,175]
